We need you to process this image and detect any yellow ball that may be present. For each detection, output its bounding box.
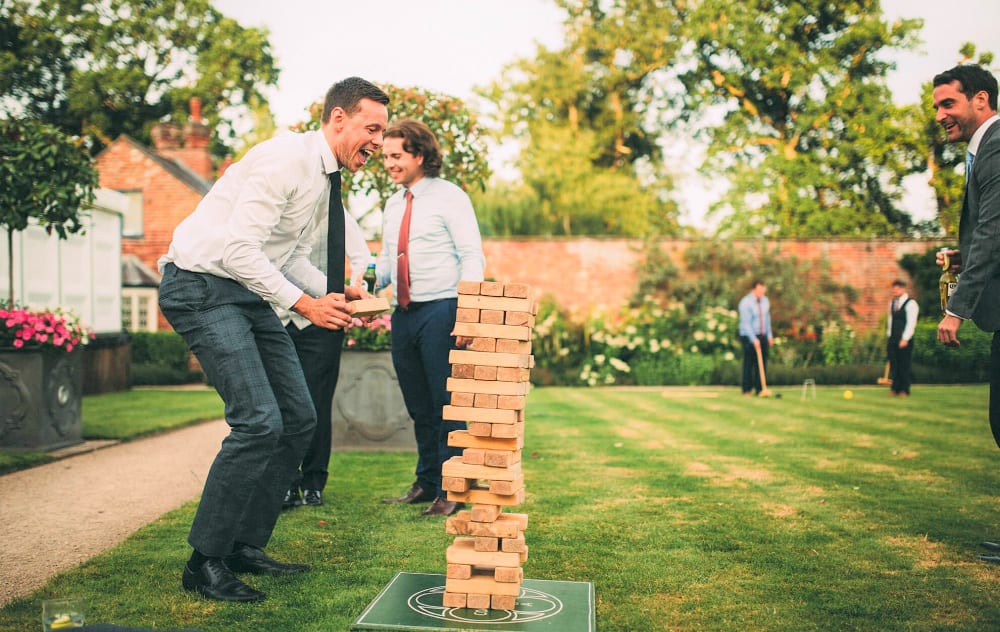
[843,390,853,400]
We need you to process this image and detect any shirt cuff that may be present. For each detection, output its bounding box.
[945,309,966,320]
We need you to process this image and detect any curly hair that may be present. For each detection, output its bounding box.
[383,119,443,178]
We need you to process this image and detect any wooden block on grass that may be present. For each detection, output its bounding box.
[452,364,475,379]
[457,294,535,313]
[457,280,483,295]
[442,476,470,492]
[480,309,506,325]
[467,421,492,437]
[497,395,527,410]
[481,281,504,296]
[505,311,535,327]
[503,283,532,299]
[450,350,532,369]
[489,475,524,495]
[443,405,519,425]
[442,592,467,608]
[485,449,520,468]
[447,537,521,567]
[494,566,524,583]
[445,512,471,535]
[348,297,390,317]
[496,366,532,382]
[492,594,517,610]
[495,339,532,355]
[450,392,474,407]
[491,421,525,439]
[447,563,473,579]
[448,429,522,451]
[442,456,521,481]
[469,512,528,538]
[461,448,486,465]
[467,593,492,609]
[466,337,496,352]
[473,365,498,381]
[452,322,531,341]
[474,536,499,552]
[474,392,499,409]
[445,574,521,598]
[446,378,530,396]
[471,503,502,523]
[448,487,525,506]
[501,532,527,553]
[456,307,480,322]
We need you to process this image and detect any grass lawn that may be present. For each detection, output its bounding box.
[1,385,998,631]
[0,388,224,475]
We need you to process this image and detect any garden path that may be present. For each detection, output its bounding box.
[0,419,228,606]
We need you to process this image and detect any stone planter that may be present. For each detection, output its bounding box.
[332,350,415,451]
[0,349,84,451]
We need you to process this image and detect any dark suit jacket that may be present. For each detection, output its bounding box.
[950,119,1000,333]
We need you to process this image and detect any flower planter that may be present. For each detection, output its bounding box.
[331,350,415,451]
[0,349,84,451]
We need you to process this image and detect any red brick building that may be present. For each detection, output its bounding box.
[95,98,213,332]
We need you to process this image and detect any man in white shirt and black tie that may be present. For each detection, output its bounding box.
[886,279,918,397]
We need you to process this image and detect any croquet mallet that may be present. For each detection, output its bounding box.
[755,343,773,398]
[876,361,893,385]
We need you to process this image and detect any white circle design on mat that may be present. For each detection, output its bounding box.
[408,584,563,624]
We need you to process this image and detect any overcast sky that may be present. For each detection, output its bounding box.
[211,0,1000,227]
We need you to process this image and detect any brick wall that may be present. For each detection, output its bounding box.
[475,238,941,332]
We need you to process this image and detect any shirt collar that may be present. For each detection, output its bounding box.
[406,176,434,197]
[313,130,341,176]
[969,114,1000,157]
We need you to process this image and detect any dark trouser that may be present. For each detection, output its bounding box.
[158,264,316,557]
[741,335,769,394]
[886,337,913,394]
[391,299,465,498]
[287,323,344,491]
[991,332,1000,449]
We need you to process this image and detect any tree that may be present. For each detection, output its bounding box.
[293,84,492,233]
[0,118,98,305]
[484,0,683,236]
[0,0,278,159]
[677,0,925,237]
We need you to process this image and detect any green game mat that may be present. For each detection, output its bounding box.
[352,572,595,631]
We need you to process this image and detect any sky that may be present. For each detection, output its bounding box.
[211,0,1000,228]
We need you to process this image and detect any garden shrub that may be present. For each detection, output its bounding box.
[130,331,202,385]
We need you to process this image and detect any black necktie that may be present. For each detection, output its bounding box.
[326,172,345,293]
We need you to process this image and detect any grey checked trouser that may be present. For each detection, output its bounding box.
[159,263,316,557]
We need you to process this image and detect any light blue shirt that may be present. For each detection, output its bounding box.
[738,292,772,340]
[377,177,485,305]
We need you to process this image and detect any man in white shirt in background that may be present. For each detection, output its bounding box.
[158,76,389,602]
[377,119,485,517]
[886,279,918,397]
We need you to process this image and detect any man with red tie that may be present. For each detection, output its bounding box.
[376,119,485,516]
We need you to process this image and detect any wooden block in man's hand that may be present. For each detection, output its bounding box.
[348,297,390,317]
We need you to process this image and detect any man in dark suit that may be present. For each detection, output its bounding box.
[932,63,1000,564]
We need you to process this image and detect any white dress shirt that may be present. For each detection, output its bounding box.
[887,293,919,341]
[158,130,337,310]
[377,177,485,305]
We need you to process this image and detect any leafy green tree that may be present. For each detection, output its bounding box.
[484,0,683,236]
[0,118,98,305]
[677,0,925,237]
[0,0,278,158]
[294,84,492,231]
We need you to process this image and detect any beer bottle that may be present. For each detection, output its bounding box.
[938,248,959,312]
[362,253,378,294]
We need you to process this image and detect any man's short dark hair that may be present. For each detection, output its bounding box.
[321,77,390,123]
[933,64,999,111]
[751,279,765,290]
[891,279,906,288]
[384,119,443,178]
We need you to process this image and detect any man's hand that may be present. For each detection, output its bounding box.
[936,248,962,273]
[937,314,963,348]
[454,335,473,349]
[345,284,367,301]
[753,337,761,349]
[899,339,909,349]
[291,293,352,330]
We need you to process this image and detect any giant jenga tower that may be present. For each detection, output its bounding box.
[441,280,536,610]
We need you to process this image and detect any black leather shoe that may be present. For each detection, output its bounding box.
[421,497,464,516]
[978,555,1000,564]
[382,483,434,504]
[302,489,323,506]
[282,488,302,510]
[182,558,266,602]
[980,541,1000,552]
[224,544,311,576]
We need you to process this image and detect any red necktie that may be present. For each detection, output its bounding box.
[396,190,413,309]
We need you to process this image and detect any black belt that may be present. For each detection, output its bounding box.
[397,298,451,312]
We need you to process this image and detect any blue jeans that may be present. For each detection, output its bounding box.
[391,299,465,498]
[159,264,316,557]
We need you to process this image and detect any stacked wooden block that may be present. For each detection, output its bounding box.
[441,280,536,610]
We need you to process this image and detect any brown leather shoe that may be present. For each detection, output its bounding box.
[421,497,463,516]
[382,483,435,504]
